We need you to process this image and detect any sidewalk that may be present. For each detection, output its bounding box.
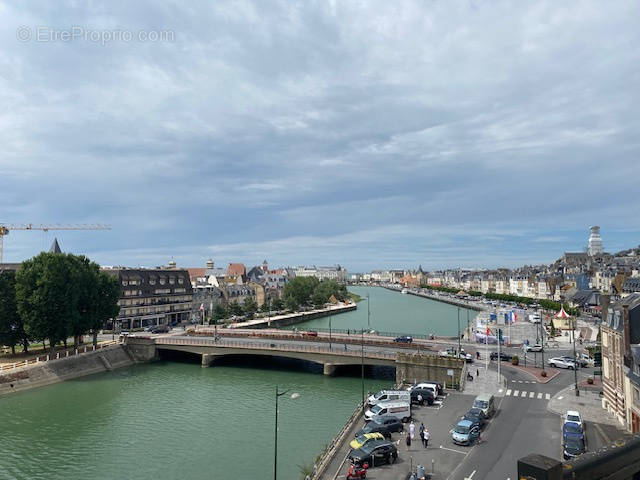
[463,366,505,396]
[548,386,621,428]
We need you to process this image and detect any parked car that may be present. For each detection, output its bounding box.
[451,419,479,445]
[564,410,584,429]
[439,348,473,362]
[562,421,585,441]
[490,352,513,361]
[523,344,543,352]
[302,330,318,337]
[410,388,435,406]
[348,439,398,467]
[548,357,576,369]
[394,336,413,344]
[462,408,487,430]
[355,415,403,439]
[364,401,411,423]
[150,325,170,334]
[407,381,444,396]
[563,435,586,460]
[350,432,385,450]
[367,390,410,407]
[562,355,588,368]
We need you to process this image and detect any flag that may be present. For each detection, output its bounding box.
[199,303,204,311]
[509,311,517,323]
[486,326,491,336]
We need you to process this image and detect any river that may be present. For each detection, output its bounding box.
[293,286,478,337]
[0,286,475,480]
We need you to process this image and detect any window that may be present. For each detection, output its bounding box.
[169,277,176,285]
[122,280,128,286]
[160,277,166,285]
[178,277,184,284]
[602,332,608,347]
[149,278,156,285]
[634,388,640,405]
[603,358,610,379]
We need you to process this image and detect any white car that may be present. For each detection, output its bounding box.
[524,344,543,353]
[565,410,584,429]
[548,357,576,369]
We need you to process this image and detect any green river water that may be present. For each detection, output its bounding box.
[0,287,476,480]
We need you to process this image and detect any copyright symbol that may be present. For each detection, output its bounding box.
[16,26,31,42]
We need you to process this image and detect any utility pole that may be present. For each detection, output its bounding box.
[329,314,332,350]
[361,329,365,414]
[367,292,370,327]
[572,316,579,396]
[497,328,501,384]
[457,307,461,356]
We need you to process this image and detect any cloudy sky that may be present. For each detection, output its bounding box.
[1,1,639,271]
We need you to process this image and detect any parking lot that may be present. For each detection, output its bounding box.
[330,391,483,480]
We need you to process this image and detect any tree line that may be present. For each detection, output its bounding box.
[0,252,120,354]
[282,277,348,310]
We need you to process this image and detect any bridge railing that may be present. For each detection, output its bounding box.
[154,337,397,361]
[0,341,120,374]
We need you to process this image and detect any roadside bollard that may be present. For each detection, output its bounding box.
[56,352,59,359]
[46,354,49,361]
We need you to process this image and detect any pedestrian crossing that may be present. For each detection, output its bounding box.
[505,389,551,400]
[510,380,536,384]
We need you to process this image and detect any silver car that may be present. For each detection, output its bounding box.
[548,357,576,369]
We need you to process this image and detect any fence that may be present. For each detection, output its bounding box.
[0,341,120,373]
[153,336,397,362]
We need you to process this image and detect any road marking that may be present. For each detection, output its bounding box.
[537,392,543,399]
[439,445,468,455]
[498,388,503,393]
[545,393,551,400]
[518,380,523,383]
[558,396,564,400]
[513,390,519,396]
[465,470,476,479]
[521,391,527,397]
[529,391,535,398]
[506,389,512,396]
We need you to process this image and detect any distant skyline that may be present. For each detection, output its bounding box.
[2,1,639,271]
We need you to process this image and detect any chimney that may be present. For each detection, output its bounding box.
[623,304,632,368]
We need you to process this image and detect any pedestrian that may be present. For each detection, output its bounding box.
[344,343,347,351]
[477,368,479,377]
[424,428,430,448]
[476,351,480,360]
[419,429,425,447]
[419,422,425,435]
[405,432,412,450]
[417,393,423,405]
[409,420,415,440]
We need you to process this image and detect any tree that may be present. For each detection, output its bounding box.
[213,304,228,322]
[0,270,29,354]
[271,298,284,311]
[228,301,243,317]
[283,277,319,310]
[90,269,120,347]
[243,297,258,315]
[16,253,77,353]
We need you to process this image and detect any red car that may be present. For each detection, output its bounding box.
[303,330,318,337]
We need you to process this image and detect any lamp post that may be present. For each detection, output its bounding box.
[457,307,461,356]
[361,329,365,414]
[367,292,370,328]
[274,386,299,480]
[572,315,579,396]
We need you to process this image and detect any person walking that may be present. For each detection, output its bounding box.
[423,428,430,448]
[419,429,425,448]
[409,420,415,440]
[419,422,425,435]
[405,432,412,450]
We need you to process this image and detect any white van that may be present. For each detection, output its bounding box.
[367,390,410,406]
[364,401,411,423]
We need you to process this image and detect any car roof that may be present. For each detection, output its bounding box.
[475,393,493,401]
[457,419,473,427]
[566,410,580,416]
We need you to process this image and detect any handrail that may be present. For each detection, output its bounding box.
[0,341,120,374]
[153,337,396,360]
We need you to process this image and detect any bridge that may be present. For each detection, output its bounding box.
[124,333,466,387]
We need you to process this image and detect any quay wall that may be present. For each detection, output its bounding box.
[229,303,357,329]
[0,345,137,397]
[383,285,485,312]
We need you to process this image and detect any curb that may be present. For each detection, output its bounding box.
[501,363,559,384]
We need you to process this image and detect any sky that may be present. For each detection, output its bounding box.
[1,1,639,272]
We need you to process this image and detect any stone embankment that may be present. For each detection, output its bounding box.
[0,343,137,397]
[383,285,486,311]
[227,302,357,329]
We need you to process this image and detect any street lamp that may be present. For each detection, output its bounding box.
[329,313,332,350]
[457,307,461,356]
[572,315,579,397]
[361,329,365,414]
[274,386,300,480]
[367,292,370,327]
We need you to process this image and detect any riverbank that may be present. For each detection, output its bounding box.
[0,343,135,397]
[229,302,357,329]
[383,285,486,312]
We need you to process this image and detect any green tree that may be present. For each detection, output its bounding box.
[0,270,29,354]
[271,298,284,311]
[213,303,228,322]
[91,269,120,347]
[243,297,258,315]
[16,253,77,353]
[283,277,319,310]
[228,301,244,317]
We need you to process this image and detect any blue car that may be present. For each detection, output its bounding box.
[562,422,586,460]
[394,336,413,344]
[451,419,479,446]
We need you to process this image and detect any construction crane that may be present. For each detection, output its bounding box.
[0,223,111,264]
